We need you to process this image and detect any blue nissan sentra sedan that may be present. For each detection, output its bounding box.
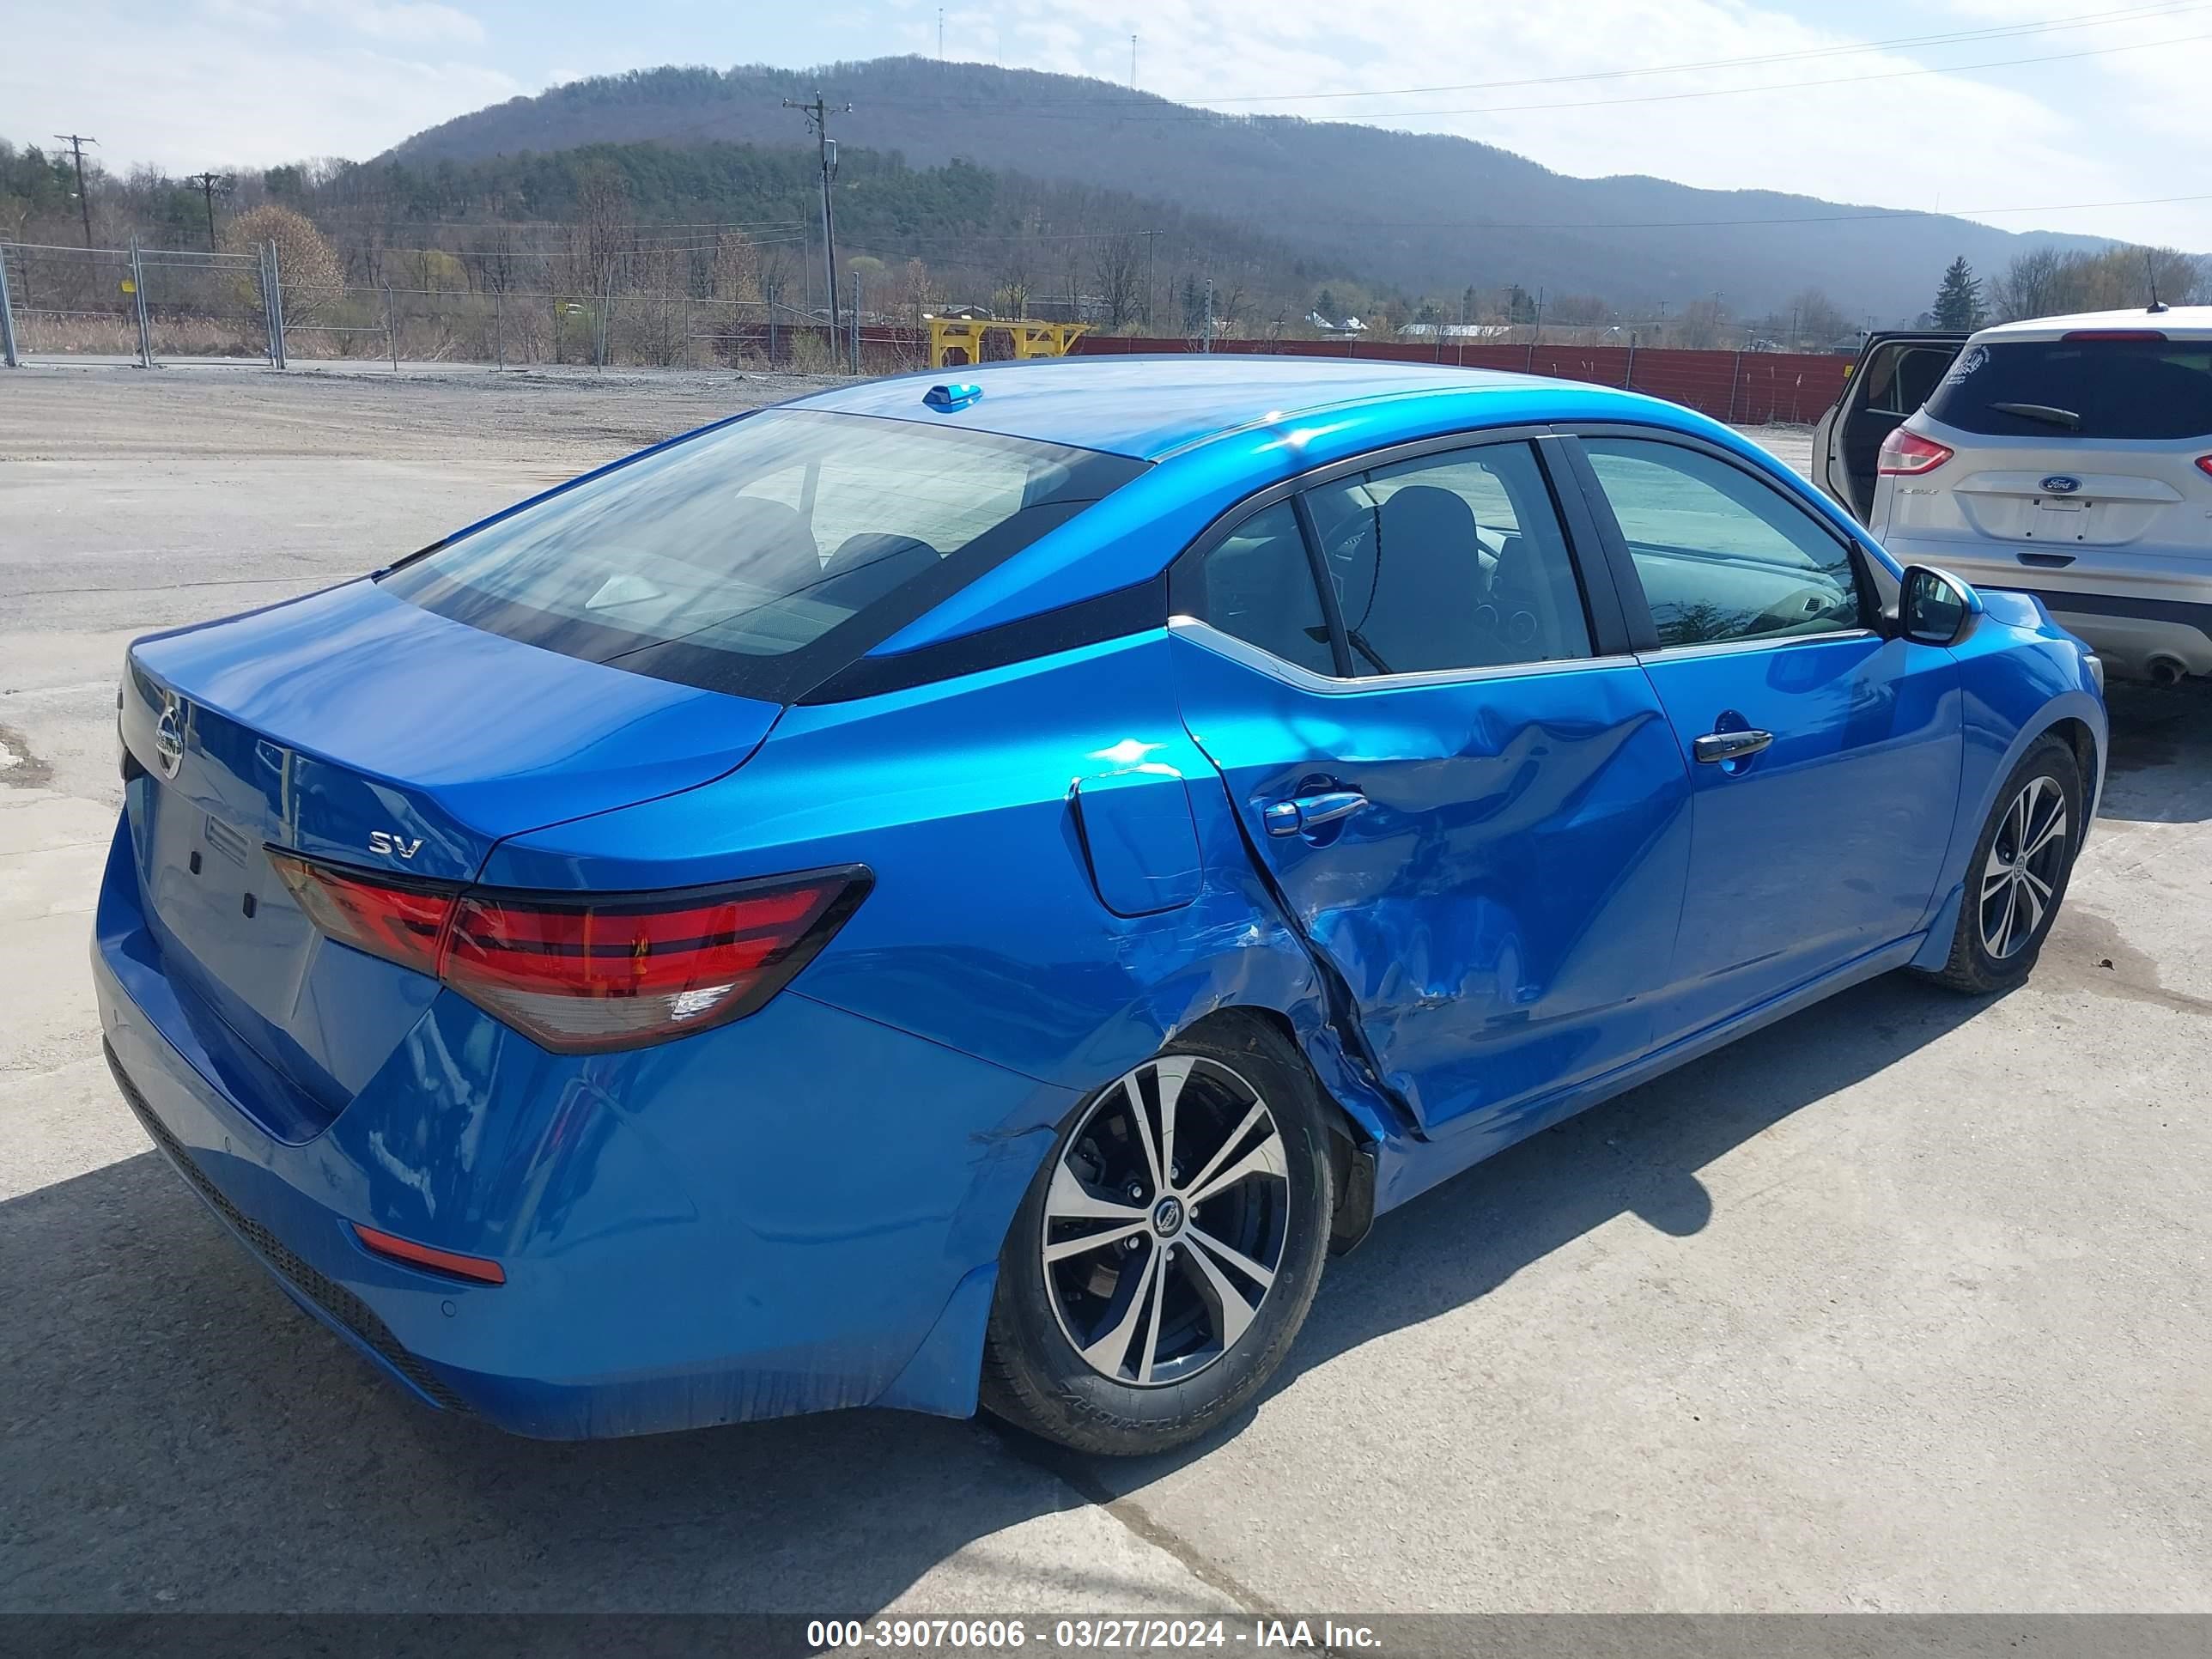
[96,357,2106,1455]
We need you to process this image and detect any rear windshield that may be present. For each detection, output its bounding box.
[380,409,1146,699]
[1923,338,2212,440]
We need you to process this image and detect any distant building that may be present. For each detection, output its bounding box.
[1396,322,1511,340]
[1308,311,1370,334]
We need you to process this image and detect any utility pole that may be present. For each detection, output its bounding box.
[1130,34,1138,87]
[53,134,97,250]
[189,172,227,253]
[1143,229,1157,332]
[938,8,945,58]
[784,91,849,361]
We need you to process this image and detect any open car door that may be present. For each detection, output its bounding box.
[1811,331,1968,523]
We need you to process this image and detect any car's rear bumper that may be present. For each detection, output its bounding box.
[93,817,1072,1438]
[1875,535,2212,681]
[1978,590,2212,682]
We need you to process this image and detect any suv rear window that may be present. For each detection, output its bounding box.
[1924,337,2212,440]
[380,410,1146,700]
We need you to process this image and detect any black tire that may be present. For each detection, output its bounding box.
[1920,733,2083,994]
[980,1018,1334,1456]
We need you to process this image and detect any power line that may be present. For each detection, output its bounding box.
[864,25,2212,123]
[1267,189,2212,234]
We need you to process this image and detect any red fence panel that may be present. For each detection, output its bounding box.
[1066,334,1850,423]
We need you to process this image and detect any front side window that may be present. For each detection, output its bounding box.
[380,410,1145,697]
[1581,438,1868,648]
[1302,442,1593,675]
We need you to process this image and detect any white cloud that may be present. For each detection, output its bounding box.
[199,0,487,45]
[0,2,515,167]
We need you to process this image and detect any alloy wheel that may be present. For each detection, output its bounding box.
[1042,1055,1290,1388]
[1979,774,2069,961]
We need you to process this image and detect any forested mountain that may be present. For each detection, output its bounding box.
[391,56,2119,322]
[288,138,1347,331]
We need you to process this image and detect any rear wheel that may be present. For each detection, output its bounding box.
[980,1021,1334,1456]
[1922,734,2082,994]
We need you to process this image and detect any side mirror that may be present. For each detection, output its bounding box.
[1898,564,1983,647]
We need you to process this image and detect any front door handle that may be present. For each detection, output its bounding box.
[1262,788,1369,837]
[1692,728,1775,764]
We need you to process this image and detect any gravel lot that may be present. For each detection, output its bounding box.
[2,365,2207,1618]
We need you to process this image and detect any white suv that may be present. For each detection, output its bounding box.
[1813,307,2212,684]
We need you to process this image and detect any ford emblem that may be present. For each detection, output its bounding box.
[153,696,185,780]
[2039,475,2081,495]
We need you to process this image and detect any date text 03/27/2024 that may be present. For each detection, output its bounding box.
[805,1619,1384,1650]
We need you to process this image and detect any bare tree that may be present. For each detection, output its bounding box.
[1990,248,2066,322]
[569,163,631,302]
[898,257,934,326]
[1091,229,1145,331]
[995,236,1033,319]
[1788,286,1849,347]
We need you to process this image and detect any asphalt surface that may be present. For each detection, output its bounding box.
[2,364,2207,1617]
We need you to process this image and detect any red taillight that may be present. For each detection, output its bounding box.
[441,877,862,1052]
[270,854,871,1053]
[2061,329,2166,342]
[2197,456,2212,478]
[1878,428,1954,477]
[271,856,449,975]
[353,1224,507,1285]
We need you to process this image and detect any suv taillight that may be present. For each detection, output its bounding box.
[1878,428,1954,476]
[2197,456,2212,478]
[270,854,871,1053]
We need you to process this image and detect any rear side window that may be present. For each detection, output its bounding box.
[1925,338,2212,440]
[1863,343,1958,416]
[1200,502,1336,677]
[1303,442,1593,675]
[380,410,1145,699]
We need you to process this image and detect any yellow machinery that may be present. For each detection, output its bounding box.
[927,318,1089,369]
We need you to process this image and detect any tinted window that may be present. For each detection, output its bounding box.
[1200,502,1335,675]
[1583,439,1868,647]
[380,410,1145,697]
[1863,343,1957,416]
[1303,443,1592,675]
[1924,338,2212,439]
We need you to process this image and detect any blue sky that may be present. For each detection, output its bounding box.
[6,0,2209,248]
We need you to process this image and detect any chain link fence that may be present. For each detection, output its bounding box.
[0,238,932,374]
[1,240,278,366]
[0,240,1844,421]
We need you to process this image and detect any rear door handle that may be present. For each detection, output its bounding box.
[1692,728,1774,764]
[1263,789,1369,837]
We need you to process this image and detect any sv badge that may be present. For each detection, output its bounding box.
[368,830,424,860]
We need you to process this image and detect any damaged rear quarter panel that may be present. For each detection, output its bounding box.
[479,629,1401,1146]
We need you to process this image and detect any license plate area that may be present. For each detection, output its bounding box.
[2028,497,2089,541]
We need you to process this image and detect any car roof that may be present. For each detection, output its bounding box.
[1967,306,2212,343]
[787,354,1658,460]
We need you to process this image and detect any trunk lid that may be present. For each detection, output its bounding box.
[121,580,781,1132]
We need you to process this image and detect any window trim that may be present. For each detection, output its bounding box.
[1556,426,1886,657]
[1169,616,1641,696]
[1166,425,1635,683]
